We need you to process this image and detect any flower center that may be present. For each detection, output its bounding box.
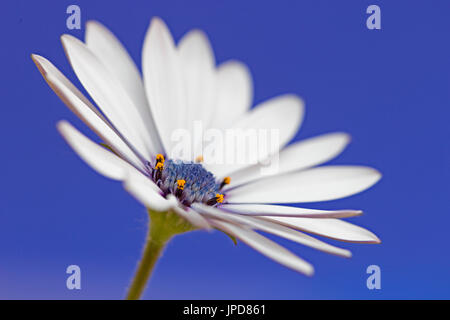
[148,155,229,207]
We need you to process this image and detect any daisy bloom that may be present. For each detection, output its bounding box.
[32,17,381,299]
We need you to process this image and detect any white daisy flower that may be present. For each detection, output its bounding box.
[32,18,381,298]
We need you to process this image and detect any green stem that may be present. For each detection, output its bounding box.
[125,227,169,300]
[125,209,195,300]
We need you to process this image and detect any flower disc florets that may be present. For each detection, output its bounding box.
[149,155,227,207]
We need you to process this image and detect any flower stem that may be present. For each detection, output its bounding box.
[125,209,195,300]
[125,228,168,300]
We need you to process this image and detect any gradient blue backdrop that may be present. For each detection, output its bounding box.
[1,0,449,299]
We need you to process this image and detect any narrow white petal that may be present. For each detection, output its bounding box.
[209,219,314,276]
[61,34,154,159]
[85,21,164,154]
[262,216,381,243]
[32,54,102,118]
[32,54,144,170]
[169,198,212,230]
[59,120,170,212]
[209,60,253,129]
[178,29,216,154]
[142,17,187,155]
[205,94,304,177]
[232,94,304,149]
[124,165,161,193]
[220,204,362,218]
[227,166,381,203]
[57,120,129,180]
[228,132,351,187]
[57,120,159,198]
[194,204,351,257]
[123,173,173,212]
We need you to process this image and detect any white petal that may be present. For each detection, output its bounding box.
[57,120,129,180]
[142,17,187,155]
[228,132,351,187]
[220,204,362,218]
[123,165,161,193]
[123,172,173,212]
[209,60,253,129]
[61,34,154,159]
[85,21,164,154]
[57,120,159,199]
[169,198,212,230]
[194,204,351,257]
[32,54,144,170]
[209,219,314,276]
[232,94,304,148]
[178,29,216,153]
[57,122,173,213]
[262,216,381,243]
[227,166,381,203]
[205,94,304,177]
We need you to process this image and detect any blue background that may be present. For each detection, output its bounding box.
[1,0,449,299]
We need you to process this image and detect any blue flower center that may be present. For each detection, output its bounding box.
[149,156,228,207]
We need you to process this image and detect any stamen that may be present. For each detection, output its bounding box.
[176,179,185,197]
[177,179,186,190]
[195,155,204,163]
[154,161,164,181]
[156,154,165,164]
[220,176,231,189]
[206,193,224,206]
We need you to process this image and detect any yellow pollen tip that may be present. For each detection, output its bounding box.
[155,162,164,170]
[223,177,231,185]
[177,179,186,190]
[216,193,224,203]
[195,155,204,163]
[156,154,165,163]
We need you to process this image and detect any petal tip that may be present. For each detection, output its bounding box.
[373,237,382,244]
[60,33,70,43]
[60,34,80,49]
[56,120,70,133]
[85,20,109,41]
[341,132,352,144]
[149,16,167,30]
[365,230,381,244]
[85,20,100,29]
[31,54,46,74]
[30,53,40,62]
[343,250,352,258]
[371,168,383,184]
[304,266,315,277]
[285,93,305,109]
[181,28,210,44]
[362,167,382,186]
